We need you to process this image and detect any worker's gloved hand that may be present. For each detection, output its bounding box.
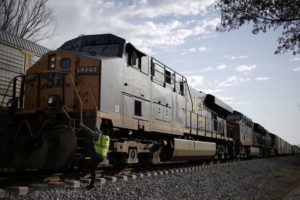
[79,123,86,128]
[80,123,99,138]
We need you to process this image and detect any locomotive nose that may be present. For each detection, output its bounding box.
[39,71,65,110]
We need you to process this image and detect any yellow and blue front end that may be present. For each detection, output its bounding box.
[6,50,101,170]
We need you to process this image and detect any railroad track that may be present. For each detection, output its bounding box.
[0,158,245,196]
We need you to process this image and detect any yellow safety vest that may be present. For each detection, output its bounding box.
[93,134,110,157]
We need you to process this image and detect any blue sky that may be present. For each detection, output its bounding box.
[39,0,300,145]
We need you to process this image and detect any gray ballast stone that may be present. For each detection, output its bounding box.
[7,156,300,200]
[7,186,29,195]
[129,174,137,180]
[116,175,128,181]
[151,172,158,176]
[65,180,80,188]
[29,183,49,192]
[143,172,152,177]
[0,189,6,198]
[133,173,144,178]
[158,171,164,175]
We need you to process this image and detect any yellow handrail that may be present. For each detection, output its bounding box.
[77,77,98,110]
[65,72,83,123]
[62,106,71,121]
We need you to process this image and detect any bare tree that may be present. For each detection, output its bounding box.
[216,0,300,55]
[0,0,56,42]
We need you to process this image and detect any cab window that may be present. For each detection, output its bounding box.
[126,44,148,74]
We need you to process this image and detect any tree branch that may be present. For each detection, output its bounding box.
[0,0,55,42]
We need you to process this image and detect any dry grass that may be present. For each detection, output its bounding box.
[275,167,300,199]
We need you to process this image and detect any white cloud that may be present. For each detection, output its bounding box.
[187,75,204,90]
[202,66,213,72]
[216,75,250,87]
[181,66,213,75]
[236,65,256,72]
[115,18,218,54]
[188,48,196,52]
[187,47,208,52]
[202,88,225,94]
[214,95,252,106]
[41,0,218,52]
[255,77,269,81]
[235,101,252,105]
[217,95,235,102]
[216,63,227,70]
[125,0,216,18]
[198,47,208,52]
[238,55,248,59]
[289,57,300,62]
[184,46,208,54]
[224,55,248,60]
[293,67,300,71]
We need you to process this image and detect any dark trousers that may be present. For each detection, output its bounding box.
[87,142,103,187]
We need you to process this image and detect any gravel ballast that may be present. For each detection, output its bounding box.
[5,155,300,200]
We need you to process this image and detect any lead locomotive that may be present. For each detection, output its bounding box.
[0,34,294,170]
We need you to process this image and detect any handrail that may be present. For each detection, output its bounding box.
[62,106,71,121]
[151,58,185,93]
[65,72,83,124]
[77,77,98,110]
[185,109,228,137]
[0,78,14,107]
[152,57,186,78]
[185,78,193,134]
[0,75,23,107]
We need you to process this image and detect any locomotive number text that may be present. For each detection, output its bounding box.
[77,66,98,74]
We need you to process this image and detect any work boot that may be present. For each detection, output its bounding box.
[86,184,94,190]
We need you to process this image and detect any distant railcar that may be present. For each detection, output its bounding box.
[266,132,277,156]
[292,145,300,154]
[277,137,292,155]
[227,111,260,158]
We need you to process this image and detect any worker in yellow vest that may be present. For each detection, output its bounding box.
[80,123,110,189]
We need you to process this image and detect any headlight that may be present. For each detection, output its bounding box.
[48,96,55,105]
[47,95,60,108]
[49,55,56,69]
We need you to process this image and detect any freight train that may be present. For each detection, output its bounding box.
[0,34,297,170]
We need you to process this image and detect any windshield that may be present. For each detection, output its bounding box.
[82,44,120,57]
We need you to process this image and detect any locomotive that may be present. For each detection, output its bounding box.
[0,34,294,170]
